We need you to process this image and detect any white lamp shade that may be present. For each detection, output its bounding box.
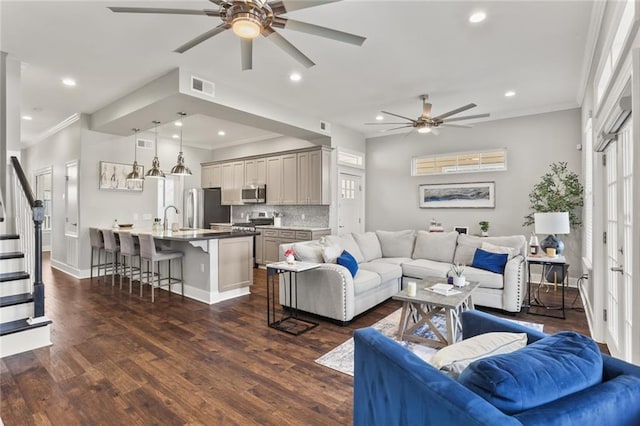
[534,212,570,235]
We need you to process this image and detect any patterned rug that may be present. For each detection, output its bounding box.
[315,309,543,376]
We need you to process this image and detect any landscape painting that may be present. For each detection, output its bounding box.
[419,182,495,208]
[99,161,144,191]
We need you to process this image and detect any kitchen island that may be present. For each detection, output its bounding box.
[114,228,257,304]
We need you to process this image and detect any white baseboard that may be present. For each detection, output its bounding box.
[49,259,91,279]
[529,272,579,288]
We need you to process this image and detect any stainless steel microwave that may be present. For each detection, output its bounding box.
[241,184,266,204]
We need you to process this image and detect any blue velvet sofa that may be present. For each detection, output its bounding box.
[354,310,640,425]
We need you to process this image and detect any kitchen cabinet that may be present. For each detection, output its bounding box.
[218,237,253,292]
[297,147,331,205]
[221,161,244,205]
[255,231,263,264]
[244,158,266,185]
[265,154,297,205]
[265,156,282,204]
[201,164,222,188]
[257,227,331,265]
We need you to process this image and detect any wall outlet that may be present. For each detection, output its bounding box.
[200,263,205,273]
[301,214,305,220]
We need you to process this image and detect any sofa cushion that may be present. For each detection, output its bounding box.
[459,331,603,415]
[359,261,403,283]
[321,242,342,263]
[430,332,527,379]
[463,266,504,289]
[371,257,413,266]
[293,242,324,263]
[481,242,519,260]
[326,234,365,263]
[352,232,383,262]
[337,250,359,277]
[353,269,382,295]
[402,259,451,279]
[376,230,416,258]
[472,249,509,275]
[454,234,526,265]
[412,231,458,263]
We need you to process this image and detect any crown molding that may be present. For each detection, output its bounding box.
[22,113,81,148]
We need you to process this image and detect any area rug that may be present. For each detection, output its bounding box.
[315,309,544,376]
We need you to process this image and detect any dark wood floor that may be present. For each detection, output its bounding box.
[1,255,594,425]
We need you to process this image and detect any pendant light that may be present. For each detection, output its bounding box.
[126,128,144,182]
[145,120,165,179]
[170,112,192,176]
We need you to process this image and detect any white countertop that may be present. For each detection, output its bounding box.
[254,225,331,232]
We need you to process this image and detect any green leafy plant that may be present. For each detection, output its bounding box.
[479,221,490,232]
[449,263,465,277]
[523,162,584,227]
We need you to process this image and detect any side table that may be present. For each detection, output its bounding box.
[526,255,569,319]
[266,261,320,335]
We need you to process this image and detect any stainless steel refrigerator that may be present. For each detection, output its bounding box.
[184,188,230,229]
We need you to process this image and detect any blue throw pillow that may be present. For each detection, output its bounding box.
[337,250,359,277]
[472,248,509,274]
[459,331,603,414]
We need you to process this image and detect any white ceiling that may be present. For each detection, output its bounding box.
[1,1,594,147]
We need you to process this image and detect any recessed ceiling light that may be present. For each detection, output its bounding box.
[505,90,516,97]
[62,77,76,87]
[22,115,33,121]
[218,130,226,136]
[172,134,179,139]
[289,72,302,82]
[469,11,486,23]
[375,114,384,121]
[174,121,183,127]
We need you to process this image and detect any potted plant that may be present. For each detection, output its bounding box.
[449,263,466,287]
[284,248,296,264]
[479,221,490,237]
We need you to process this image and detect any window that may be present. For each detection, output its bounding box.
[584,118,593,266]
[412,149,507,176]
[337,148,364,168]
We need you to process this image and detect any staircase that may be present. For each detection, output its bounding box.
[0,157,52,357]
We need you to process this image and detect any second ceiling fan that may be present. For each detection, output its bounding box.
[367,95,490,135]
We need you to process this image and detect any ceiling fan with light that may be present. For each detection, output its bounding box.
[366,95,490,135]
[108,0,366,70]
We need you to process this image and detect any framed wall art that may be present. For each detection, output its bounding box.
[99,161,144,191]
[453,226,469,234]
[419,182,495,208]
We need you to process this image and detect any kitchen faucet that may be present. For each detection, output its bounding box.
[163,205,179,231]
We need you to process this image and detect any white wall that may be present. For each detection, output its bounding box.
[365,108,583,274]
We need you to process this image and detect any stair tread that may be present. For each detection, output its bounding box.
[0,234,20,240]
[0,318,51,336]
[0,271,30,282]
[0,252,24,260]
[0,293,34,307]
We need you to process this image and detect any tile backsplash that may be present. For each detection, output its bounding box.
[232,205,330,228]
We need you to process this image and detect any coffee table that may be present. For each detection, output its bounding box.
[393,277,480,348]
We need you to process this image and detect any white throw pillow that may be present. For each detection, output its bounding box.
[429,332,527,378]
[352,232,383,262]
[321,243,342,264]
[293,242,324,263]
[481,242,519,259]
[326,234,365,263]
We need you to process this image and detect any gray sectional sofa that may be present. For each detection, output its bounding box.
[279,230,526,324]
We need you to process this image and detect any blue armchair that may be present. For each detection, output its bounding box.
[354,310,640,425]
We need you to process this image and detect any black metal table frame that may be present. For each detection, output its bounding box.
[266,265,319,335]
[526,258,569,319]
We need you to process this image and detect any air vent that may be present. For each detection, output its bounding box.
[137,138,153,150]
[191,76,215,98]
[319,121,331,133]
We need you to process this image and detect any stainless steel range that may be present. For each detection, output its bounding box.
[232,217,274,267]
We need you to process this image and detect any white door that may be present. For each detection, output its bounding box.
[65,161,78,236]
[604,119,634,361]
[338,172,363,235]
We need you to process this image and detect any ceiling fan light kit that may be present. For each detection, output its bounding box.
[109,0,366,70]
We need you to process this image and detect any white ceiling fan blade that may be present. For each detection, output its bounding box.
[108,7,220,17]
[241,38,253,70]
[174,23,229,53]
[269,0,342,14]
[263,28,315,68]
[440,123,473,128]
[432,103,476,121]
[442,113,490,123]
[364,122,411,125]
[274,18,365,46]
[381,125,413,132]
[381,111,417,123]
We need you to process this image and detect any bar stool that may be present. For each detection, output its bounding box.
[117,231,141,293]
[138,233,184,303]
[101,229,120,286]
[89,227,106,281]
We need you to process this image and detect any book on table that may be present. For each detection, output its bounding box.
[426,283,461,296]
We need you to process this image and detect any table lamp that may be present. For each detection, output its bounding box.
[534,212,570,255]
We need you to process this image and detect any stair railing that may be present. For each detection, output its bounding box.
[9,156,45,319]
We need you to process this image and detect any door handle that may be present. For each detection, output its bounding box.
[610,266,624,274]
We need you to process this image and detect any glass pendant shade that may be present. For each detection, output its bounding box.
[171,112,192,176]
[126,128,144,182]
[146,120,165,179]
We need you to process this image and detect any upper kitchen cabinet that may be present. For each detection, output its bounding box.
[221,161,245,205]
[202,164,222,188]
[266,153,297,205]
[297,146,331,205]
[244,158,266,186]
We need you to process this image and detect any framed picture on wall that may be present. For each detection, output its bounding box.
[99,161,144,191]
[419,182,495,208]
[454,226,469,234]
